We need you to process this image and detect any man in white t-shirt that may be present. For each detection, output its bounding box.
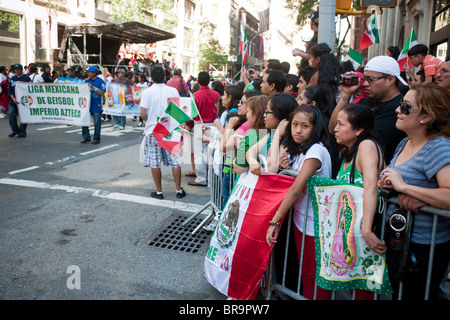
[28,65,44,83]
[140,66,186,200]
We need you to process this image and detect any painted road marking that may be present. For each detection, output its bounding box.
[8,166,40,175]
[37,125,72,131]
[79,144,119,156]
[0,178,206,214]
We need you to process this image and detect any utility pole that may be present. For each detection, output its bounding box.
[318,0,336,50]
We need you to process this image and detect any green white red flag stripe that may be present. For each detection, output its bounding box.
[204,172,295,300]
[359,14,380,50]
[397,28,418,72]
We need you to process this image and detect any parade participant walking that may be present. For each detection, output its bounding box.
[112,68,130,130]
[28,65,44,83]
[81,66,106,144]
[42,65,53,83]
[8,64,31,138]
[0,66,10,119]
[140,66,185,200]
[188,71,221,187]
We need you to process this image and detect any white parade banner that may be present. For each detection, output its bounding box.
[15,82,91,126]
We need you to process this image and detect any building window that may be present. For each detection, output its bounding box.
[432,0,450,32]
[185,0,195,21]
[0,11,21,66]
[184,27,194,50]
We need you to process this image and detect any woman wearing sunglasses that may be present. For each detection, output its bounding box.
[378,82,450,300]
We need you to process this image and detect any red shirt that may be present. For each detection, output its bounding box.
[166,76,189,94]
[193,86,220,123]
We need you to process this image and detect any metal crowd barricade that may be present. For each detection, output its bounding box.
[263,171,450,301]
[181,141,237,235]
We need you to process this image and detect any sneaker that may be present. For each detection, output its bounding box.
[0,113,5,119]
[113,125,119,131]
[137,122,143,127]
[119,126,125,130]
[150,191,164,199]
[176,188,186,199]
[8,132,19,137]
[17,133,26,138]
[91,139,100,144]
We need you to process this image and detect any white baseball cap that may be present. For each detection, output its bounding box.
[364,55,409,87]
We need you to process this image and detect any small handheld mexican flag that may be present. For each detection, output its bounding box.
[359,13,380,50]
[152,96,200,154]
[397,28,418,72]
[345,48,365,70]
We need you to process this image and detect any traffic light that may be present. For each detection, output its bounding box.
[337,0,352,10]
[360,0,398,7]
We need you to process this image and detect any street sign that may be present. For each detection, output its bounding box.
[360,0,398,7]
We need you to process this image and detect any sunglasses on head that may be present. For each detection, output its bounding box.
[399,100,419,115]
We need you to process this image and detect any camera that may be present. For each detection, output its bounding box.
[339,74,359,86]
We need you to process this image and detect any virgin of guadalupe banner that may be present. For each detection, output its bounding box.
[306,176,392,295]
[204,172,295,300]
[102,82,148,116]
[15,82,91,126]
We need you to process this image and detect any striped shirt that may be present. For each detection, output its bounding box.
[420,55,444,80]
[386,136,450,244]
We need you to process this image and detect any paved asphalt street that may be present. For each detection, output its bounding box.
[0,117,228,301]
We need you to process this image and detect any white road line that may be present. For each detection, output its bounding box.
[45,156,76,165]
[37,125,72,131]
[79,144,119,155]
[65,124,113,133]
[0,178,206,214]
[8,166,40,175]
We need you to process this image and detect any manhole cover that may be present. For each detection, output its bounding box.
[140,212,212,254]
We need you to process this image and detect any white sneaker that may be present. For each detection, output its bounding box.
[119,126,125,130]
[137,122,143,127]
[113,125,119,131]
[0,113,5,119]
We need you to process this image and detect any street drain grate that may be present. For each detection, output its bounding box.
[140,212,212,254]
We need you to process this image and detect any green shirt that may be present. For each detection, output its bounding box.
[235,129,261,168]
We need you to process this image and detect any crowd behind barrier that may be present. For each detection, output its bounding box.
[198,147,450,301]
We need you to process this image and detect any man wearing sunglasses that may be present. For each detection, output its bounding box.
[329,55,408,163]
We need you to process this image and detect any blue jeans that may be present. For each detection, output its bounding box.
[8,104,27,135]
[82,112,102,140]
[113,115,126,127]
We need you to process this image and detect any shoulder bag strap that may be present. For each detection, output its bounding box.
[349,139,384,184]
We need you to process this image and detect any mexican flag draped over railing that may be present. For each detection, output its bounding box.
[152,94,199,154]
[204,172,295,300]
[306,176,392,295]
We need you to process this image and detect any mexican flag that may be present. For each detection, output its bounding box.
[345,48,365,70]
[359,14,380,50]
[306,176,393,295]
[204,172,295,300]
[152,99,191,141]
[397,28,418,72]
[239,12,248,65]
[157,127,183,154]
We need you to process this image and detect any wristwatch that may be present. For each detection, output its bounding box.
[269,221,280,227]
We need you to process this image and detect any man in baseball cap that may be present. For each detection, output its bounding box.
[330,55,408,163]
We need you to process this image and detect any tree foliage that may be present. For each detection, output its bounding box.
[197,20,233,71]
[103,0,177,31]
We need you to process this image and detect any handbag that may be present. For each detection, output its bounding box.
[384,205,417,285]
[179,78,190,97]
[349,138,384,238]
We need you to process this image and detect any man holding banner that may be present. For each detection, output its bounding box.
[81,66,106,144]
[140,66,186,200]
[8,64,31,138]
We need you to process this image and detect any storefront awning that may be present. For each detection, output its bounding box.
[64,21,175,44]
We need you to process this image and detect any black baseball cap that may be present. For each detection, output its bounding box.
[308,11,319,25]
[11,63,23,70]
